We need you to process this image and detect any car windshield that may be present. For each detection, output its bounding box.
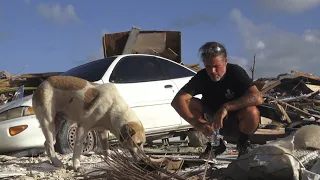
[60,57,117,82]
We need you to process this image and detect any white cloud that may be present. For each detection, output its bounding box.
[228,56,251,72]
[258,0,320,13]
[229,8,320,78]
[37,3,81,25]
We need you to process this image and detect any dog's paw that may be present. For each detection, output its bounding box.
[52,159,64,168]
[75,166,86,174]
[66,164,86,174]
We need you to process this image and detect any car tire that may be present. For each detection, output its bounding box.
[187,129,208,147]
[54,120,98,154]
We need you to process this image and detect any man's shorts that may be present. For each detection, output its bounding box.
[202,105,241,137]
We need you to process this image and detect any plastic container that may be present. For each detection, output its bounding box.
[210,129,221,146]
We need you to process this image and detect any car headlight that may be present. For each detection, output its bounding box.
[0,106,35,122]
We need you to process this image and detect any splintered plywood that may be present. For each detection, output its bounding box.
[306,84,320,92]
[102,30,182,63]
[133,33,166,54]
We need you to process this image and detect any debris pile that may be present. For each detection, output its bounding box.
[223,125,320,180]
[102,26,203,72]
[0,71,62,105]
[255,70,320,125]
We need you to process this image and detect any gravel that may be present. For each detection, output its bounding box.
[0,153,107,180]
[0,143,239,180]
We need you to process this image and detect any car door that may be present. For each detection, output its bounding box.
[109,55,182,131]
[154,57,199,127]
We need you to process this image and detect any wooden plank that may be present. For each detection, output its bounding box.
[122,26,141,54]
[224,128,286,144]
[261,80,281,93]
[291,70,320,82]
[275,103,292,123]
[263,94,315,117]
[19,72,62,79]
[305,84,320,92]
[0,87,37,93]
[254,128,285,135]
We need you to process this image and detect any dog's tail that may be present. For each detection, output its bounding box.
[32,81,54,122]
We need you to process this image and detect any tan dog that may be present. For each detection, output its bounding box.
[32,76,146,171]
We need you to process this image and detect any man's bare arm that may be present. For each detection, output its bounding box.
[222,86,264,112]
[171,91,195,122]
[171,90,215,137]
[171,91,208,128]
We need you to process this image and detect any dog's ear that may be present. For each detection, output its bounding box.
[119,124,136,142]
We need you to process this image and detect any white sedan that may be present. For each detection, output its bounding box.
[0,54,199,155]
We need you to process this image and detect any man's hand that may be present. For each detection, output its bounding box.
[195,117,216,138]
[212,107,228,129]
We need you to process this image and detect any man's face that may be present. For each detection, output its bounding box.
[204,55,227,82]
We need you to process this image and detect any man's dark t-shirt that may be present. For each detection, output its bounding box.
[181,63,254,112]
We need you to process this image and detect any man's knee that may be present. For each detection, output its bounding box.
[237,106,260,134]
[238,106,260,120]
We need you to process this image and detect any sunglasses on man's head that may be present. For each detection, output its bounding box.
[200,44,225,57]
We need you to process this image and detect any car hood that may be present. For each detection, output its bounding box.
[0,95,33,114]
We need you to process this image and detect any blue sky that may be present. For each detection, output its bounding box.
[1,0,320,79]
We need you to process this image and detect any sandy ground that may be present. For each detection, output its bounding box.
[0,152,108,180]
[0,146,238,180]
[0,138,239,180]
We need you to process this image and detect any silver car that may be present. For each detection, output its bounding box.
[0,95,46,154]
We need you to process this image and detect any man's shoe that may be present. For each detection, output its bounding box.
[236,140,253,158]
[199,138,226,159]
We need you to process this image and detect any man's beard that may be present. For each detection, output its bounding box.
[210,75,221,82]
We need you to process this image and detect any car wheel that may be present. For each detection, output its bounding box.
[187,130,208,147]
[54,120,98,154]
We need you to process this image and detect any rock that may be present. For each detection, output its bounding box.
[294,125,320,150]
[0,155,17,162]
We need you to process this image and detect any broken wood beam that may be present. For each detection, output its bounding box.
[0,87,37,93]
[263,93,320,119]
[224,128,286,144]
[276,103,292,123]
[261,80,281,93]
[277,90,319,103]
[291,70,320,82]
[122,26,141,54]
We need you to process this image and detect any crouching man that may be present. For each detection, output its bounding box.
[171,41,264,158]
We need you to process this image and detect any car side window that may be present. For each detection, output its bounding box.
[110,56,166,83]
[60,57,116,82]
[156,57,196,79]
